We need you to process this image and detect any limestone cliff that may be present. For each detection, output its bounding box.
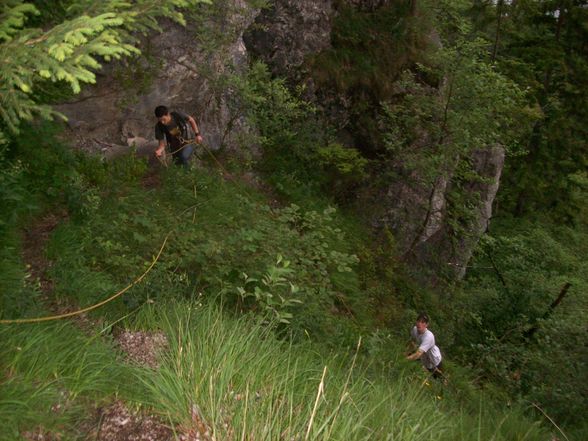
[57,0,504,281]
[243,0,333,79]
[56,1,258,158]
[241,0,505,281]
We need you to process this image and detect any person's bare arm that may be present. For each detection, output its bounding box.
[155,139,166,157]
[405,339,417,355]
[406,349,423,361]
[188,115,203,144]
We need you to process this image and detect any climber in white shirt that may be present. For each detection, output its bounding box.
[406,312,444,379]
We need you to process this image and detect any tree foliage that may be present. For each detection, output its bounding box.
[0,0,209,144]
[382,37,534,183]
[469,0,588,223]
[453,218,588,431]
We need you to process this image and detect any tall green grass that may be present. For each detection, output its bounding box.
[133,302,549,440]
[0,300,557,440]
[0,322,134,440]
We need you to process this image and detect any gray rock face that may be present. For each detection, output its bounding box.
[403,146,506,280]
[346,0,395,11]
[56,2,258,158]
[55,0,505,281]
[241,0,505,280]
[453,146,505,277]
[243,0,333,78]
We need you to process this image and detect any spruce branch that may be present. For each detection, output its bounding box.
[0,0,210,143]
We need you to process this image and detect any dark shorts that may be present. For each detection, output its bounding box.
[427,361,444,379]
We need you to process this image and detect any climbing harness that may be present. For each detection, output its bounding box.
[156,137,198,167]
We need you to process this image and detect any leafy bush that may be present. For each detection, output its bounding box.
[222,255,303,324]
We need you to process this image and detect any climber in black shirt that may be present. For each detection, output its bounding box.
[154,105,203,167]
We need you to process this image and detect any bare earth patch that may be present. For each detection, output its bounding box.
[142,156,165,190]
[115,330,168,368]
[48,297,100,330]
[22,210,68,295]
[88,401,216,441]
[22,428,61,441]
[91,401,172,441]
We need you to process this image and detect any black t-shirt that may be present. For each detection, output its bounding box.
[155,111,192,150]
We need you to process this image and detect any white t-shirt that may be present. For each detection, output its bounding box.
[411,326,442,370]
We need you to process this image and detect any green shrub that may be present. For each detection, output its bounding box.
[452,219,588,435]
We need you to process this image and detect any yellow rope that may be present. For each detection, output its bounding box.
[168,140,195,156]
[201,143,231,176]
[156,139,198,167]
[0,234,170,325]
[2,141,242,325]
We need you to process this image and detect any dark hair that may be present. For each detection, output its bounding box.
[154,105,169,118]
[416,313,430,323]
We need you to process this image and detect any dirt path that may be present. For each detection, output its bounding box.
[18,211,191,441]
[22,211,68,296]
[142,155,165,189]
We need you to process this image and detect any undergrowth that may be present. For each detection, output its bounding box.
[0,136,558,439]
[40,162,365,345]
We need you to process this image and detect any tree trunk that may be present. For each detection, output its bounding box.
[491,0,505,63]
[410,0,418,17]
[524,282,571,339]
